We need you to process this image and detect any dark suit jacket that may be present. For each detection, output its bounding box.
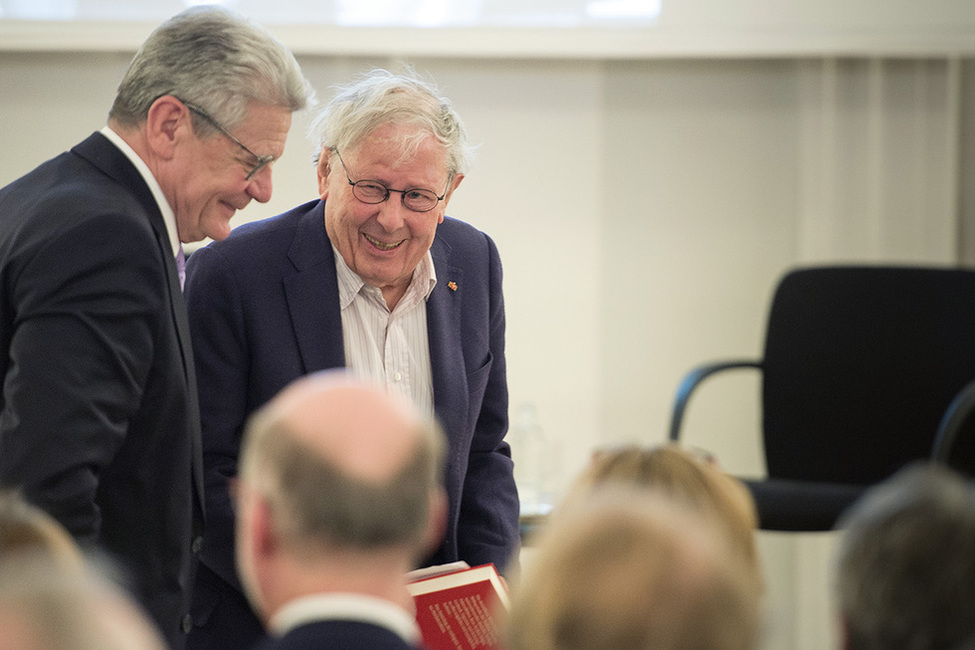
[0,132,205,649]
[183,200,519,645]
[254,620,424,650]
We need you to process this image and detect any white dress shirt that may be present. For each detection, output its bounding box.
[333,245,436,417]
[270,592,422,645]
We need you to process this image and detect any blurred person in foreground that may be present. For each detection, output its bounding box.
[235,371,447,649]
[0,6,313,647]
[184,67,518,647]
[0,557,167,650]
[0,490,166,649]
[507,486,763,650]
[835,462,975,650]
[560,443,763,592]
[0,489,84,569]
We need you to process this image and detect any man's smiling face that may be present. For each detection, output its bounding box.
[319,122,462,306]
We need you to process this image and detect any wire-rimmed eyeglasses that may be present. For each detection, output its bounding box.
[180,100,275,181]
[334,149,448,213]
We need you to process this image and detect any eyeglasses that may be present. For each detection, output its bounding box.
[181,100,275,181]
[334,150,447,213]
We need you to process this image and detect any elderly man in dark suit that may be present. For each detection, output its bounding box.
[184,68,520,648]
[0,7,312,648]
[236,372,447,650]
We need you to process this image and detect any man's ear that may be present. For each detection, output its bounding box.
[438,173,464,224]
[251,494,279,558]
[235,485,278,625]
[317,147,333,199]
[421,489,449,557]
[144,95,191,161]
[238,482,279,560]
[837,613,852,650]
[445,173,464,200]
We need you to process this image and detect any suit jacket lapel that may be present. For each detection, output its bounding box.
[427,235,467,443]
[73,135,188,367]
[284,202,346,373]
[166,264,204,509]
[72,132,206,512]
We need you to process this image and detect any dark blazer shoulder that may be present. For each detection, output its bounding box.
[0,135,167,286]
[71,132,165,232]
[436,216,496,253]
[192,199,325,270]
[3,133,158,232]
[431,216,502,298]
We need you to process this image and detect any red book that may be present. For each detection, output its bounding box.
[407,563,510,650]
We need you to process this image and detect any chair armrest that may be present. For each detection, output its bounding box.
[932,378,975,464]
[668,360,762,442]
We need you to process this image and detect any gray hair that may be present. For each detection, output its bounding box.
[110,5,313,133]
[309,67,474,177]
[239,397,446,556]
[836,463,975,650]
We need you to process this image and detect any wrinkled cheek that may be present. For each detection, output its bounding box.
[200,203,232,242]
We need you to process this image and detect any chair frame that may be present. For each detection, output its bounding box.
[667,265,975,531]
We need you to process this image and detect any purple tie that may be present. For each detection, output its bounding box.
[176,245,186,291]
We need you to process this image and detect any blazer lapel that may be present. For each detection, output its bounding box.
[166,257,205,510]
[284,202,346,373]
[73,132,205,513]
[427,236,468,442]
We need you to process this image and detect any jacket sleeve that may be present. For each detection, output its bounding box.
[0,211,163,543]
[455,233,521,574]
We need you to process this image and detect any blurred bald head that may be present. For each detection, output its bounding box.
[265,373,426,484]
[238,371,446,554]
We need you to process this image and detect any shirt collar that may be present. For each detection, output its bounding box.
[333,245,437,310]
[270,592,421,645]
[99,125,180,258]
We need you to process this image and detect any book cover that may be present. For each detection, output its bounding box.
[407,563,509,650]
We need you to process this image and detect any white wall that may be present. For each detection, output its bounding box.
[1,46,971,649]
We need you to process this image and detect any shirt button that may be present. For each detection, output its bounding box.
[182,614,193,634]
[191,536,203,554]
[394,372,403,382]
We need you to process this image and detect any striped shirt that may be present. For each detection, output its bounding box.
[333,245,436,417]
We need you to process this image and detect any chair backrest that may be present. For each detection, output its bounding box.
[761,266,975,485]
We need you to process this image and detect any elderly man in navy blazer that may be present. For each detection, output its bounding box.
[236,372,447,650]
[184,68,520,648]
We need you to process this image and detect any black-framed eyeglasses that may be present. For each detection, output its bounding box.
[334,149,448,213]
[180,100,276,181]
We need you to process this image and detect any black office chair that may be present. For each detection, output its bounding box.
[669,265,975,531]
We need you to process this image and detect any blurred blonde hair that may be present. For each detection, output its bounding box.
[0,491,165,650]
[508,487,761,650]
[561,444,762,590]
[0,558,166,650]
[0,490,83,570]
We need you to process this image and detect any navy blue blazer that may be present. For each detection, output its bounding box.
[0,133,204,649]
[253,620,424,650]
[183,200,519,643]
